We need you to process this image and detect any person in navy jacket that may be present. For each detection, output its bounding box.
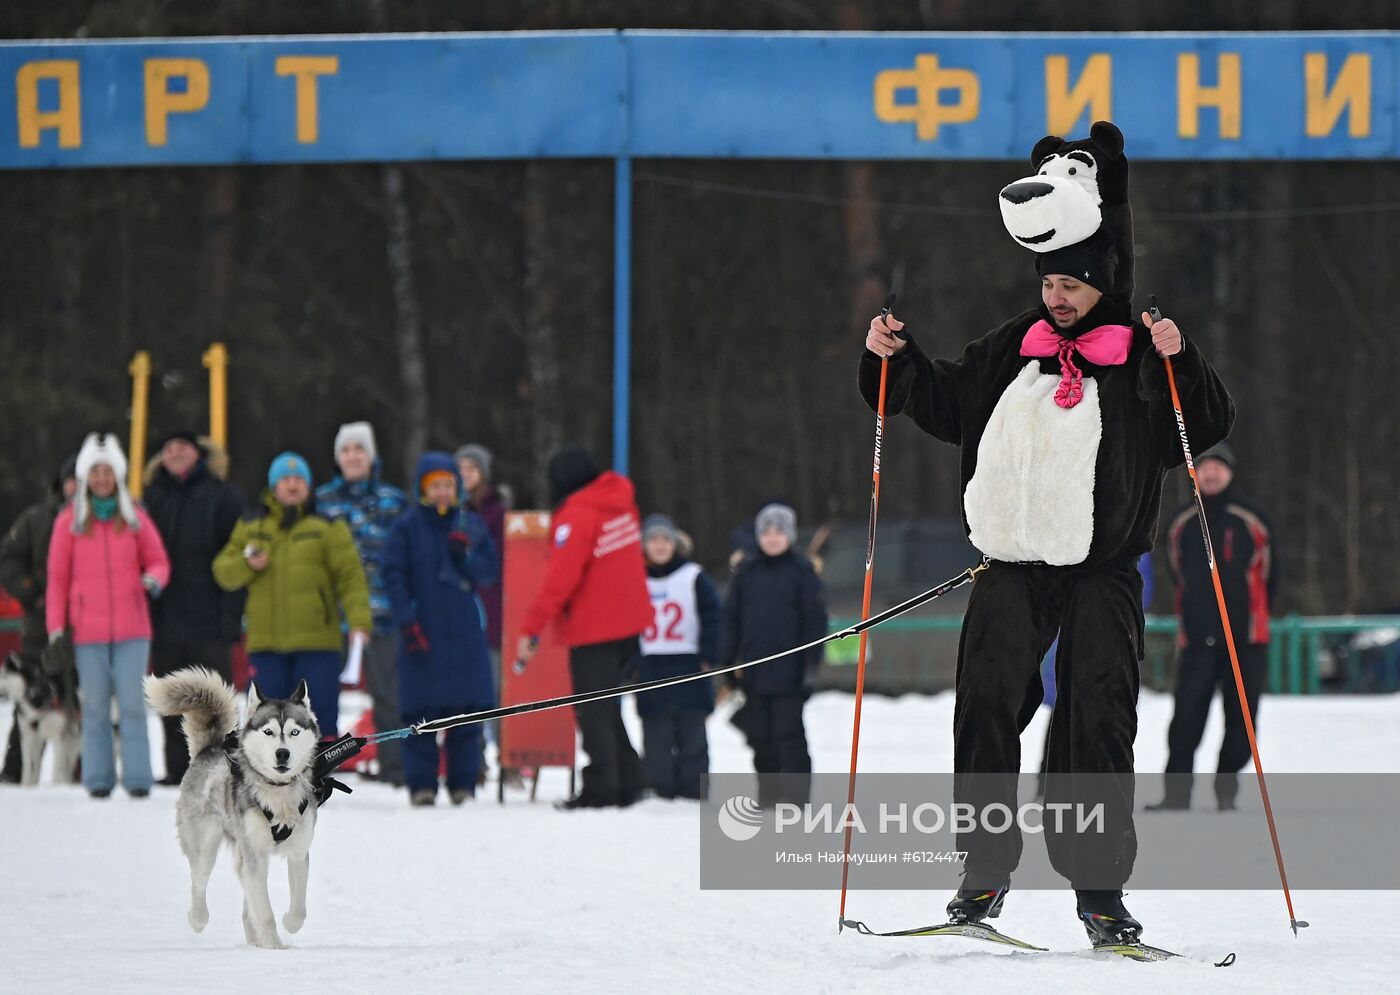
[719,503,827,807]
[381,452,499,806]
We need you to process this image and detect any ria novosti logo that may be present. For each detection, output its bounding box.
[717,795,765,842]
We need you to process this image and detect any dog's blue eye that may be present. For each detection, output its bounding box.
[263,728,273,736]
[289,729,300,736]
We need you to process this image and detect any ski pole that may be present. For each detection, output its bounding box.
[1151,295,1307,936]
[838,293,901,933]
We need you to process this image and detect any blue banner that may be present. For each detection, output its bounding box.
[0,31,1395,166]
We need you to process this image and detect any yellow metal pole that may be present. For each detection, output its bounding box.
[127,351,151,500]
[202,342,228,450]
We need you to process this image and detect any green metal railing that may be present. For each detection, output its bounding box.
[827,613,1400,694]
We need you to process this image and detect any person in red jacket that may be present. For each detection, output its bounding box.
[47,433,170,798]
[517,445,652,810]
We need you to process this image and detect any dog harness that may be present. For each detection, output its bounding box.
[222,732,310,844]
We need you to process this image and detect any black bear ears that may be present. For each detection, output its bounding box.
[1030,120,1124,166]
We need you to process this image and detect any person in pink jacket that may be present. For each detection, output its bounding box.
[47,433,170,798]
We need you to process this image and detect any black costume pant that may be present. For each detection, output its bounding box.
[151,639,233,782]
[569,637,646,805]
[641,709,710,800]
[746,693,811,808]
[1162,642,1267,808]
[954,559,1142,890]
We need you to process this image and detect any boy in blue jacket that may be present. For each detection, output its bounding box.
[719,503,827,807]
[636,514,720,801]
[381,453,499,806]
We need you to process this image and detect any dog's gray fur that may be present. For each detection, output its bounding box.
[0,653,79,786]
[145,667,320,949]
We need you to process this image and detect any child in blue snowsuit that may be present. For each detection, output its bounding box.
[381,452,498,806]
[635,514,720,800]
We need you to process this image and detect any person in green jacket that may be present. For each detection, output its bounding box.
[214,452,371,738]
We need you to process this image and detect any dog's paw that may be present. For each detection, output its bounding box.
[252,931,287,950]
[282,910,305,934]
[188,903,210,932]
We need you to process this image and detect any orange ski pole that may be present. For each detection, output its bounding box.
[1151,295,1307,936]
[838,294,899,932]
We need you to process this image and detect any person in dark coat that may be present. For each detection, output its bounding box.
[454,443,511,786]
[0,455,77,783]
[381,452,499,806]
[142,431,245,785]
[719,503,827,808]
[1149,443,1276,812]
[636,514,719,801]
[454,444,506,654]
[516,445,652,810]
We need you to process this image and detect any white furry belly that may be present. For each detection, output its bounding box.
[964,361,1101,566]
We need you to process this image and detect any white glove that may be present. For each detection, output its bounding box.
[141,574,162,597]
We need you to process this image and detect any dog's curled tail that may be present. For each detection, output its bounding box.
[144,667,239,759]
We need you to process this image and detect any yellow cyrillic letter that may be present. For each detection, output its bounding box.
[275,55,339,144]
[1305,52,1371,138]
[144,58,210,147]
[1177,52,1241,140]
[1045,54,1111,135]
[16,60,81,148]
[874,55,980,141]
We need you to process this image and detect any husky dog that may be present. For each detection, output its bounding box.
[0,653,80,786]
[145,668,320,949]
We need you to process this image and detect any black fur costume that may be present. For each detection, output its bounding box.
[858,123,1235,890]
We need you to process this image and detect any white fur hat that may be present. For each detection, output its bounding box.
[334,421,377,465]
[73,432,138,531]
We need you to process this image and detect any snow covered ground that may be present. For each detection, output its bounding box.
[3,687,1397,994]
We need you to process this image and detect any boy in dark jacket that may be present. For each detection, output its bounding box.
[720,503,827,807]
[636,514,719,801]
[381,452,499,806]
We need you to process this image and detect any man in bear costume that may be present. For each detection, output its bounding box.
[859,122,1234,945]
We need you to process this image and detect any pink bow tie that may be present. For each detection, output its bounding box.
[1020,319,1133,408]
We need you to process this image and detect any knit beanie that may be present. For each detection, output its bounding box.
[1199,442,1236,469]
[334,421,377,464]
[754,503,797,545]
[643,514,678,544]
[1034,227,1118,294]
[548,446,600,507]
[453,444,493,483]
[268,452,312,490]
[157,428,202,451]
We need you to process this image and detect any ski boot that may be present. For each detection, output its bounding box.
[1075,889,1143,946]
[945,885,1009,925]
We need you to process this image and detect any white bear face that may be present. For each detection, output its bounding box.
[998,164,1102,253]
[1036,150,1102,206]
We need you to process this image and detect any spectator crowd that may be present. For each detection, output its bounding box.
[1,423,829,810]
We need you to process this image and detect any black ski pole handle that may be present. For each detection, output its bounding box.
[880,292,907,340]
[1148,294,1163,323]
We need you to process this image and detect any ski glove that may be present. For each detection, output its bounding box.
[446,531,471,559]
[141,573,163,597]
[402,622,430,655]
